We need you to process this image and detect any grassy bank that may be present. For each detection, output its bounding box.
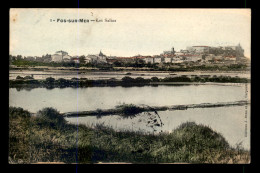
[9,107,250,164]
[9,75,250,89]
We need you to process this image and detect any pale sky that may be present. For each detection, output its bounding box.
[10,8,251,58]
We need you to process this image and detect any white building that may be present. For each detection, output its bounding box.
[86,53,106,63]
[144,57,154,64]
[51,51,71,62]
[224,57,236,61]
[87,55,98,63]
[51,54,62,62]
[172,59,184,64]
[84,57,92,63]
[154,57,162,63]
[205,56,213,61]
[213,56,224,61]
[185,55,202,62]
[97,51,107,63]
[63,56,71,62]
[175,52,184,56]
[87,51,107,64]
[180,49,189,53]
[71,57,80,63]
[164,57,172,63]
[229,57,236,61]
[172,57,184,63]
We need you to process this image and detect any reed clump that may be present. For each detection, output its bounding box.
[115,104,145,117]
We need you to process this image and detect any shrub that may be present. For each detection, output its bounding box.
[36,108,67,127]
[9,107,31,119]
[135,77,146,83]
[122,76,134,83]
[9,107,31,163]
[116,104,144,117]
[108,78,116,81]
[56,78,68,85]
[151,77,159,82]
[57,78,67,82]
[174,122,229,150]
[193,76,201,82]
[71,77,79,81]
[80,78,88,80]
[162,76,191,82]
[24,76,34,80]
[16,76,24,80]
[45,77,55,83]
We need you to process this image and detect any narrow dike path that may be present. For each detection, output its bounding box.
[62,100,249,117]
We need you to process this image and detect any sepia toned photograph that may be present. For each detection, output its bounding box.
[9,8,251,164]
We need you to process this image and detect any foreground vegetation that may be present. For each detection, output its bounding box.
[9,75,250,90]
[9,107,250,164]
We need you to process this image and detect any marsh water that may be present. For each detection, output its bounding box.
[9,84,249,112]
[9,84,250,149]
[67,106,250,150]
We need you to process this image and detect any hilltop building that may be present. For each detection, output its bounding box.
[161,47,176,56]
[144,57,154,64]
[98,51,107,63]
[47,44,245,65]
[187,46,210,54]
[51,51,71,62]
[208,44,244,57]
[86,51,107,64]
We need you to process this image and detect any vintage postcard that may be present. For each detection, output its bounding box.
[9,8,251,164]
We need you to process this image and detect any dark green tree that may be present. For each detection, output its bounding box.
[79,55,86,64]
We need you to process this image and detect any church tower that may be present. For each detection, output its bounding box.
[172,47,175,54]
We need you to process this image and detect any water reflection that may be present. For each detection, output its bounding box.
[66,105,250,150]
[9,84,249,113]
[9,84,250,150]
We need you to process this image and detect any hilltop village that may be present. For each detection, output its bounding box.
[10,44,250,71]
